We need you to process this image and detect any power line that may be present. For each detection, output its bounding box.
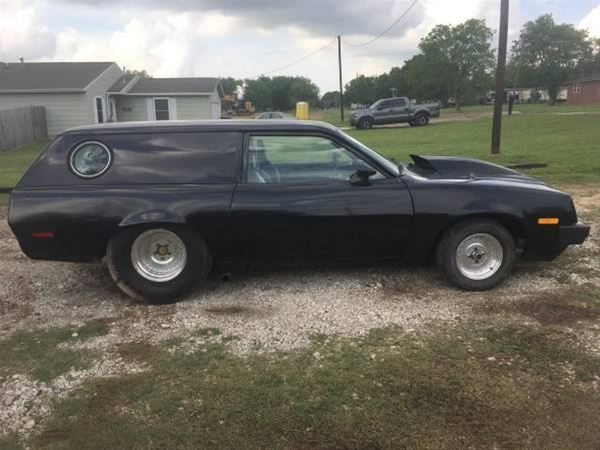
[343,0,420,47]
[245,37,336,79]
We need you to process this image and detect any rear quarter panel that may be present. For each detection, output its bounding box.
[9,131,242,262]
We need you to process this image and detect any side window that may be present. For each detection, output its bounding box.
[391,98,406,108]
[246,135,382,184]
[377,100,392,109]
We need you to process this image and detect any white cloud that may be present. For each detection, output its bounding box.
[0,0,581,92]
[579,5,600,38]
[0,0,56,60]
[53,10,214,77]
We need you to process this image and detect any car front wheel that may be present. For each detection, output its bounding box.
[357,117,373,130]
[107,225,211,303]
[436,219,515,291]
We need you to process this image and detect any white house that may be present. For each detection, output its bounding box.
[0,62,224,137]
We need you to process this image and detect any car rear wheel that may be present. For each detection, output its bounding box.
[436,219,515,291]
[357,118,373,130]
[415,113,429,126]
[107,225,211,303]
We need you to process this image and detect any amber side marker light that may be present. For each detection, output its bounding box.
[538,218,559,225]
[32,232,54,238]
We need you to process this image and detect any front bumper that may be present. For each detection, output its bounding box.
[522,221,591,261]
[558,222,590,246]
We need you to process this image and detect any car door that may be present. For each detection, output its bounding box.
[390,98,410,122]
[229,133,413,260]
[372,100,395,124]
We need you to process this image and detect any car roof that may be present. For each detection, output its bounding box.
[62,119,338,135]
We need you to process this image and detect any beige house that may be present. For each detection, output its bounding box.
[0,61,223,137]
[108,76,224,123]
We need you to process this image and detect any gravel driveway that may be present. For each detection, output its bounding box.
[1,185,598,353]
[0,185,599,437]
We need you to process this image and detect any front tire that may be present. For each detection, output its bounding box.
[357,117,373,130]
[436,219,515,291]
[107,225,211,303]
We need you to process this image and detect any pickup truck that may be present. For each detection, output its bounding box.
[349,96,440,129]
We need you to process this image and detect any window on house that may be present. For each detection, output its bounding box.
[154,98,170,120]
[95,97,104,123]
[573,83,581,94]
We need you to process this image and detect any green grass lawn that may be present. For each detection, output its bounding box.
[0,104,599,200]
[2,304,599,449]
[311,104,600,184]
[344,108,600,184]
[0,141,48,187]
[0,140,48,205]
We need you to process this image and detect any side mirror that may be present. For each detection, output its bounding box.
[350,169,377,186]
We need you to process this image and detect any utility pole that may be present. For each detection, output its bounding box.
[390,87,398,97]
[337,35,344,122]
[491,0,509,155]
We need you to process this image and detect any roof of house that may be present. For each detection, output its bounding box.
[127,77,221,94]
[107,73,137,93]
[564,73,600,84]
[0,62,116,92]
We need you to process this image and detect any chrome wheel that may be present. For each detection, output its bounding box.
[456,233,503,281]
[130,229,187,282]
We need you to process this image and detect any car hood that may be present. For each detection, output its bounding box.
[408,154,544,184]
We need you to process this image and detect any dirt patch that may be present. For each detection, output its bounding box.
[204,305,265,316]
[516,299,599,325]
[476,288,600,325]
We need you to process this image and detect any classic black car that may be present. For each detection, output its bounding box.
[8,120,590,303]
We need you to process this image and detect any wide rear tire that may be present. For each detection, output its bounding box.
[415,113,429,126]
[436,219,515,291]
[107,225,211,304]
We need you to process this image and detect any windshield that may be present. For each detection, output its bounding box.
[339,129,400,176]
[369,100,381,110]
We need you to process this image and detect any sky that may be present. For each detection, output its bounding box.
[0,0,599,92]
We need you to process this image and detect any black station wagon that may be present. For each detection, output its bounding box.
[8,120,590,303]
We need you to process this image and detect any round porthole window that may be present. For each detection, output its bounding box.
[69,141,112,178]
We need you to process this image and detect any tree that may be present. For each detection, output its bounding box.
[320,91,340,109]
[125,69,151,78]
[343,75,377,106]
[220,77,242,97]
[510,14,593,104]
[417,19,495,110]
[580,37,600,76]
[401,54,448,103]
[242,76,319,111]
